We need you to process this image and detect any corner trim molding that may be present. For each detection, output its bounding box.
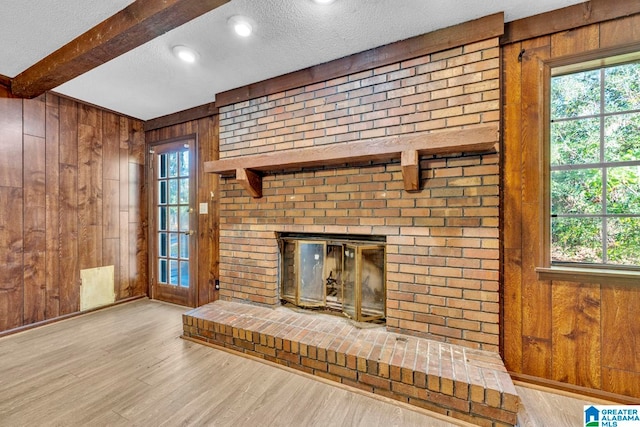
[502,0,640,45]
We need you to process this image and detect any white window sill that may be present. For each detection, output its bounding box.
[536,266,640,286]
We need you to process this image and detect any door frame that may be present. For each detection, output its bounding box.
[147,134,198,307]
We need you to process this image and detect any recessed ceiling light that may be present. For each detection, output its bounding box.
[312,0,336,4]
[172,45,198,63]
[228,15,253,37]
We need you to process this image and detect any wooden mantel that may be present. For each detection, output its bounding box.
[205,124,499,198]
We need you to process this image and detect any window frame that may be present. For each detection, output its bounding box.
[536,48,640,285]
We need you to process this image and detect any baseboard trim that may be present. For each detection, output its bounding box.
[0,295,147,339]
[510,372,640,405]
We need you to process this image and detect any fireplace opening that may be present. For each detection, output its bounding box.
[278,233,386,323]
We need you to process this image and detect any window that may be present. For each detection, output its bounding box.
[550,58,640,268]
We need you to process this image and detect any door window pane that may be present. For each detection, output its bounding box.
[179,151,189,177]
[180,234,189,259]
[158,207,167,231]
[159,181,167,204]
[179,261,189,288]
[168,153,178,178]
[168,207,178,231]
[169,233,178,258]
[179,206,190,232]
[168,179,178,204]
[159,154,167,178]
[159,232,167,257]
[169,260,178,285]
[179,178,189,204]
[159,259,167,284]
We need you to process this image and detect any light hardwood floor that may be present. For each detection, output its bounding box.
[515,382,612,427]
[0,298,600,426]
[0,299,464,426]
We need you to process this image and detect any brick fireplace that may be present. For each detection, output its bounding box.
[184,33,516,425]
[214,37,501,352]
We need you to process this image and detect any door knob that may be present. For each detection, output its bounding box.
[183,230,194,236]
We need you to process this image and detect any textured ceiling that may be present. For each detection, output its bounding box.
[0,0,135,77]
[1,0,585,120]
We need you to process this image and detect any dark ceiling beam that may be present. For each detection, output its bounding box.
[10,0,230,98]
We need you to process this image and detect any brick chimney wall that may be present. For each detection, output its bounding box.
[217,38,501,351]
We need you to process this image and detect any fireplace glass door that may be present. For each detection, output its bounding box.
[342,245,357,320]
[359,246,385,320]
[280,237,385,322]
[281,240,326,307]
[298,241,326,307]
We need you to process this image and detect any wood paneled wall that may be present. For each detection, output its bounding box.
[145,115,219,307]
[0,88,147,333]
[502,14,640,400]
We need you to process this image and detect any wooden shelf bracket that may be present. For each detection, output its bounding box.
[205,124,499,198]
[401,150,420,192]
[236,168,262,198]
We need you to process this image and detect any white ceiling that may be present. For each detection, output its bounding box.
[0,0,585,121]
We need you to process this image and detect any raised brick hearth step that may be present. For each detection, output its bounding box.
[183,300,519,426]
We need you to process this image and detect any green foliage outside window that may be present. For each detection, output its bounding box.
[550,62,640,267]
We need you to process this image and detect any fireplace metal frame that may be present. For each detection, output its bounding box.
[279,236,386,323]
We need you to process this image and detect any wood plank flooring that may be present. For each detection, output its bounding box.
[0,298,601,426]
[0,299,462,426]
[515,383,612,427]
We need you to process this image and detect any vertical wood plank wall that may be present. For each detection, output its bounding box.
[0,88,148,333]
[145,115,220,306]
[502,14,640,399]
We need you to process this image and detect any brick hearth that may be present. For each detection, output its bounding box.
[183,300,519,426]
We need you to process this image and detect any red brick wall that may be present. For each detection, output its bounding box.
[217,38,501,351]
